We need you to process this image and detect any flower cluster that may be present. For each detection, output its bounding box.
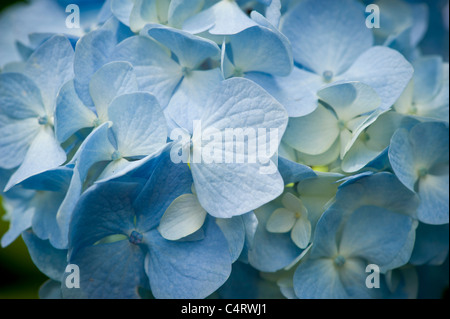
[0,0,448,299]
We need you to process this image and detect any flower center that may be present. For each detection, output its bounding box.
[418,167,428,178]
[182,66,192,77]
[334,255,346,267]
[38,115,48,125]
[322,70,333,83]
[337,120,347,130]
[129,230,143,245]
[233,67,244,77]
[111,150,122,161]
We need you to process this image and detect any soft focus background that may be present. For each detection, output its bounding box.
[0,0,448,299]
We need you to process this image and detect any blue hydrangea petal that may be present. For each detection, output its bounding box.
[0,202,33,248]
[144,217,232,299]
[248,202,302,272]
[413,56,443,103]
[388,128,417,191]
[182,0,257,35]
[55,80,97,143]
[73,122,116,180]
[31,190,67,249]
[216,215,246,262]
[276,156,316,185]
[190,77,287,218]
[165,68,223,132]
[339,205,415,268]
[283,104,339,155]
[5,126,66,191]
[22,230,67,281]
[148,24,220,69]
[317,82,381,122]
[66,240,147,299]
[281,0,372,75]
[89,61,139,122]
[69,181,141,254]
[107,92,167,157]
[293,258,347,299]
[228,24,292,76]
[417,174,449,225]
[0,118,40,170]
[111,35,183,107]
[158,194,207,241]
[24,35,74,115]
[0,72,45,119]
[246,68,323,117]
[337,46,414,111]
[410,223,449,265]
[168,0,204,28]
[110,0,133,26]
[133,151,193,232]
[73,29,117,106]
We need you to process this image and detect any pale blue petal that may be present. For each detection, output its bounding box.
[133,151,193,232]
[339,205,414,268]
[417,174,449,225]
[191,161,284,218]
[0,204,33,248]
[89,61,139,121]
[24,35,74,114]
[145,217,232,299]
[168,0,204,28]
[190,77,287,218]
[337,46,414,111]
[296,137,341,167]
[110,0,133,26]
[290,216,311,249]
[246,68,323,117]
[281,0,372,75]
[388,128,417,191]
[19,166,73,192]
[283,104,339,155]
[148,24,220,69]
[183,0,257,35]
[413,56,443,103]
[22,230,67,281]
[228,24,292,76]
[266,208,296,233]
[66,241,147,298]
[158,194,207,241]
[108,92,167,157]
[216,215,246,263]
[31,190,67,249]
[276,156,316,185]
[0,118,40,169]
[73,29,116,106]
[317,82,381,122]
[55,80,97,143]
[264,0,281,27]
[165,68,223,132]
[69,181,141,254]
[5,126,66,191]
[293,258,348,299]
[111,35,182,107]
[248,202,302,272]
[74,122,116,180]
[309,206,340,259]
[0,72,45,119]
[409,121,449,171]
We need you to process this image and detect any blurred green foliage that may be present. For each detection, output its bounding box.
[0,197,48,299]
